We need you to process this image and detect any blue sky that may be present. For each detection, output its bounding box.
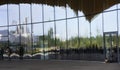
[0,4,120,40]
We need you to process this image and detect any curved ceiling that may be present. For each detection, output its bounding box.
[0,0,120,22]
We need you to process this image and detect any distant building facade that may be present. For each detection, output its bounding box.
[0,24,31,45]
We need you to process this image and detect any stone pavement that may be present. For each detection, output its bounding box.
[0,60,119,70]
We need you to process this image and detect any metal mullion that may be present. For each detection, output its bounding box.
[116,1,119,63]
[77,13,80,58]
[7,1,9,47]
[110,34,112,52]
[90,23,92,46]
[54,1,57,59]
[102,1,106,61]
[18,2,21,47]
[30,1,33,57]
[89,22,92,59]
[77,0,80,57]
[65,3,68,59]
[42,4,45,60]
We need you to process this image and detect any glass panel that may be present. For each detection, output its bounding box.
[0,27,8,37]
[0,37,8,46]
[0,36,8,42]
[119,10,120,45]
[105,34,111,51]
[104,33,118,62]
[0,5,7,26]
[20,4,31,24]
[55,7,66,20]
[67,6,76,18]
[9,26,19,59]
[8,5,19,25]
[118,10,120,61]
[68,18,78,48]
[56,20,66,59]
[32,4,42,23]
[91,14,104,61]
[9,26,19,44]
[44,22,55,60]
[20,24,31,49]
[79,17,90,60]
[78,11,84,17]
[91,14,103,47]
[44,5,54,21]
[33,23,43,36]
[111,34,117,48]
[9,24,31,59]
[79,17,90,48]
[104,11,117,32]
[111,33,118,62]
[33,23,43,59]
[22,24,32,59]
[67,18,79,60]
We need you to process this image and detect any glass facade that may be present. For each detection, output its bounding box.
[0,3,120,62]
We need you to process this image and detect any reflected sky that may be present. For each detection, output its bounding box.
[0,4,120,40]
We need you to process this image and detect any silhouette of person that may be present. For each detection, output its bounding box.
[19,46,24,60]
[6,47,12,60]
[0,47,4,60]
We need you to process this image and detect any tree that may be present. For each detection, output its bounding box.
[48,28,54,47]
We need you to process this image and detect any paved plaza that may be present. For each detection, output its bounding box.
[0,60,119,70]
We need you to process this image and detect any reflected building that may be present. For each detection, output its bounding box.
[0,30,8,42]
[10,25,31,45]
[0,23,31,45]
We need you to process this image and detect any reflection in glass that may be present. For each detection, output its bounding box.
[44,22,55,59]
[118,10,120,49]
[9,26,20,58]
[91,14,103,47]
[20,4,31,24]
[67,18,79,60]
[0,5,7,26]
[33,23,43,59]
[0,37,8,48]
[67,6,76,18]
[0,2,119,61]
[25,24,32,54]
[32,4,42,23]
[104,11,117,32]
[0,27,8,37]
[91,14,104,60]
[55,6,65,20]
[78,11,84,17]
[56,20,66,59]
[8,5,19,25]
[0,27,8,42]
[67,18,78,48]
[9,24,31,57]
[44,5,54,21]
[79,17,90,48]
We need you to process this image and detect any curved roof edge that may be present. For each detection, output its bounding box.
[0,0,119,22]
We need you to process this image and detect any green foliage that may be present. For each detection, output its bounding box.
[36,30,104,49]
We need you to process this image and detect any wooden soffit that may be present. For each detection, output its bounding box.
[0,0,120,22]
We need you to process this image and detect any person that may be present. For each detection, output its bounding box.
[6,47,12,61]
[19,46,24,60]
[105,48,115,63]
[105,48,110,63]
[0,47,4,60]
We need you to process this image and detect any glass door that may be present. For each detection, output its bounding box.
[104,31,119,62]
